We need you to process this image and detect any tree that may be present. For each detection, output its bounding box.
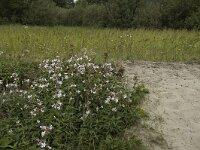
[23,0,58,25]
[85,0,108,4]
[83,4,107,27]
[106,0,140,28]
[0,0,30,22]
[161,0,200,28]
[75,0,88,8]
[133,0,162,28]
[185,7,200,29]
[53,0,74,8]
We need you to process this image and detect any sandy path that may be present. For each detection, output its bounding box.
[124,61,200,150]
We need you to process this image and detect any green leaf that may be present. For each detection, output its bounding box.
[0,137,11,148]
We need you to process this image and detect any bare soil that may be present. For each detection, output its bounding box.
[124,61,200,150]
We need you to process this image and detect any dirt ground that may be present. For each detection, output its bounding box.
[124,61,200,150]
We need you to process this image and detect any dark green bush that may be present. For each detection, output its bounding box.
[61,7,84,26]
[0,0,200,29]
[185,8,200,29]
[82,4,107,27]
[133,0,162,28]
[23,0,58,26]
[161,0,200,29]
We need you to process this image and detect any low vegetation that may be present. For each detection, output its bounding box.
[0,26,199,63]
[0,50,148,149]
[1,0,199,149]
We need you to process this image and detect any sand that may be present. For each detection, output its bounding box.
[124,61,200,150]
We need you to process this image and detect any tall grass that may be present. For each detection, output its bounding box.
[0,25,199,63]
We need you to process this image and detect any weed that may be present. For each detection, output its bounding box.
[0,51,148,149]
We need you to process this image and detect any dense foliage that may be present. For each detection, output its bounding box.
[0,51,148,149]
[0,0,199,29]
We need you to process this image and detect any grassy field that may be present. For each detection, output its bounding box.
[0,25,200,63]
[1,25,199,149]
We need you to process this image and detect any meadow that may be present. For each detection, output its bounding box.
[0,25,200,63]
[0,25,199,149]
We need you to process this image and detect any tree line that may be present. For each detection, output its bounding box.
[0,0,199,29]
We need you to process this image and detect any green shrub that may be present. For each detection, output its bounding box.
[0,51,148,149]
[23,0,58,26]
[185,8,200,29]
[133,0,162,28]
[161,0,200,29]
[61,7,84,26]
[105,0,140,28]
[0,60,40,92]
[82,4,107,27]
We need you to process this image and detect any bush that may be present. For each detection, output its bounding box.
[161,0,200,29]
[185,8,200,30]
[23,0,58,26]
[133,0,162,28]
[82,4,107,27]
[0,51,148,149]
[60,7,84,26]
[0,57,40,92]
[0,17,9,25]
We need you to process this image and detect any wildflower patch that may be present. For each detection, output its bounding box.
[0,52,148,149]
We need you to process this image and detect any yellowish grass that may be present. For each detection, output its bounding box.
[0,25,199,63]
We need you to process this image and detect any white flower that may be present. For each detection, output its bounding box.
[8,129,13,134]
[57,81,63,85]
[24,25,28,29]
[91,89,96,94]
[58,73,62,77]
[27,95,32,99]
[105,97,110,104]
[86,110,90,115]
[65,75,69,79]
[70,84,76,88]
[52,100,62,110]
[40,126,47,130]
[38,141,46,148]
[30,110,36,116]
[49,125,53,130]
[76,90,81,94]
[0,80,3,85]
[0,51,3,55]
[123,94,127,99]
[24,104,28,109]
[40,107,45,113]
[55,90,62,98]
[68,57,73,63]
[114,97,119,103]
[96,107,99,112]
[25,79,30,83]
[112,107,117,112]
[41,131,46,137]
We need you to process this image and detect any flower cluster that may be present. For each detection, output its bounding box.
[0,51,148,149]
[0,51,3,56]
